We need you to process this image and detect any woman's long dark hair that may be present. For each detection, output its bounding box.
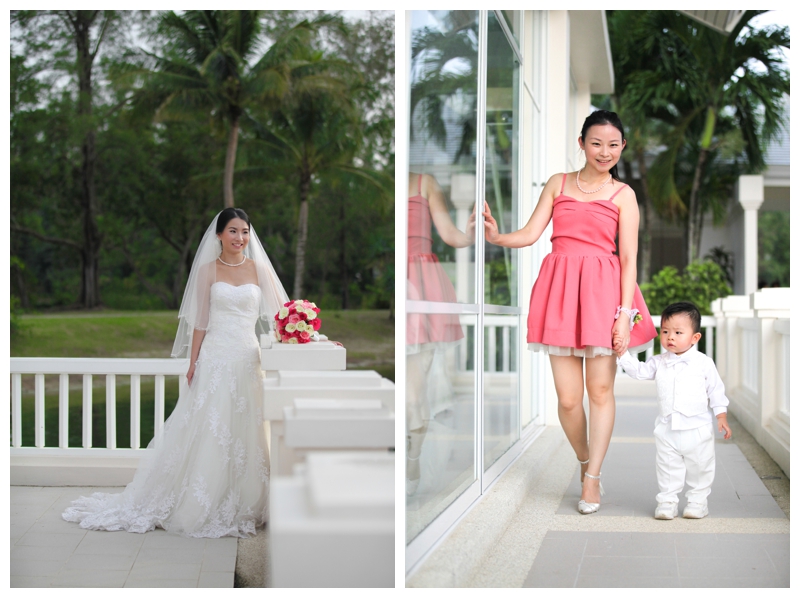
[579,110,626,182]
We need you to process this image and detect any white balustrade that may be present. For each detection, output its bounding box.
[711,288,790,477]
[458,314,519,373]
[9,358,187,486]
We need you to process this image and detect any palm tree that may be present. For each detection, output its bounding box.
[622,10,789,262]
[127,11,332,208]
[250,57,391,298]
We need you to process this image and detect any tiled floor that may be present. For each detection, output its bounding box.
[10,486,237,588]
[524,396,789,588]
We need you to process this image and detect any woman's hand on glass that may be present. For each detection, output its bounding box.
[464,204,477,243]
[483,201,500,244]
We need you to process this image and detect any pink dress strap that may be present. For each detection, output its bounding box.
[608,182,628,200]
[560,173,567,194]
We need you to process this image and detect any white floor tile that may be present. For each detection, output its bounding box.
[198,570,234,588]
[10,558,65,577]
[128,561,201,581]
[63,552,135,571]
[48,568,129,588]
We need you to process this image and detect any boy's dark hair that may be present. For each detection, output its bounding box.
[661,301,701,333]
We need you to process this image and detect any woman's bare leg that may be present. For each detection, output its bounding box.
[406,350,434,484]
[581,354,618,503]
[549,355,590,482]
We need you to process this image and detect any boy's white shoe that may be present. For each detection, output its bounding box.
[654,502,678,520]
[682,502,709,519]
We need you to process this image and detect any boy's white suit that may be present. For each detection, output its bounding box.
[617,344,729,506]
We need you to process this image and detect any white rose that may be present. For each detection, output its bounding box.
[286,323,296,333]
[278,307,289,319]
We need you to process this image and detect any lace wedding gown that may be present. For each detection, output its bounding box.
[63,282,270,538]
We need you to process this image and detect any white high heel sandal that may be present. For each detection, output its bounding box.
[578,472,605,514]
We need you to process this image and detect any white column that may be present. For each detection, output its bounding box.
[738,174,764,295]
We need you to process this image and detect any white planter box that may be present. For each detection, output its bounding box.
[270,451,394,588]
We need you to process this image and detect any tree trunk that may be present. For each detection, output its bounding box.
[73,11,102,309]
[223,115,240,209]
[293,160,311,299]
[687,107,716,264]
[686,146,709,264]
[636,148,653,282]
[340,192,349,309]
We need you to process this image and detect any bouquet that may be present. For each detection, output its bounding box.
[274,299,322,344]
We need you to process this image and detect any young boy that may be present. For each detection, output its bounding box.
[616,301,732,520]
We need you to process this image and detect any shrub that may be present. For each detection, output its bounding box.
[641,261,732,316]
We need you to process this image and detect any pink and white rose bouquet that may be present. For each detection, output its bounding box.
[274,299,322,344]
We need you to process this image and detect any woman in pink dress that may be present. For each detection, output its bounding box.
[484,110,656,514]
[406,172,475,496]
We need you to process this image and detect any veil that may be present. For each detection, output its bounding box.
[171,212,290,358]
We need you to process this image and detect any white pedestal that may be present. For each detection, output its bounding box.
[260,335,347,371]
[270,452,394,588]
[277,399,395,475]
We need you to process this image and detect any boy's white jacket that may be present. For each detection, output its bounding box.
[617,344,729,430]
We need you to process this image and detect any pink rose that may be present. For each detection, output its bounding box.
[312,318,321,331]
[300,331,310,341]
[288,314,300,324]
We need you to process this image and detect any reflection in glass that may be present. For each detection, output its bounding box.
[484,12,520,307]
[409,10,479,305]
[499,10,522,49]
[406,313,476,543]
[407,10,480,545]
[483,314,520,470]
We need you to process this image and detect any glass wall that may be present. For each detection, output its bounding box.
[407,9,480,546]
[406,9,542,569]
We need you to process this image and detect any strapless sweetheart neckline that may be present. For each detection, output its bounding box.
[212,281,259,289]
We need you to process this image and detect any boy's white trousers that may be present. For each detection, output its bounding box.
[653,420,716,505]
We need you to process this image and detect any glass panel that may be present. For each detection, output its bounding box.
[406,311,477,543]
[483,313,520,470]
[499,10,522,49]
[484,11,519,307]
[408,10,479,305]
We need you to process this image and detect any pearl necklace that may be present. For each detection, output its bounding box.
[576,169,612,194]
[218,255,246,267]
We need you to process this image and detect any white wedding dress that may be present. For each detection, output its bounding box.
[63,282,270,538]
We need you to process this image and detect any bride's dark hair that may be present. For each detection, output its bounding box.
[216,207,250,233]
[580,110,626,182]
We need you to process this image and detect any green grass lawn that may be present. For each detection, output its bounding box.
[11,309,395,448]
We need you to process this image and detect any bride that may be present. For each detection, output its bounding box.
[62,208,289,538]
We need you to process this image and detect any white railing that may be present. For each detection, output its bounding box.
[457,314,519,373]
[10,358,187,453]
[712,288,790,477]
[776,319,790,416]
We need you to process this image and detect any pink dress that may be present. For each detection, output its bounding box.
[407,174,464,348]
[527,174,656,357]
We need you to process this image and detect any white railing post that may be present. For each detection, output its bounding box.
[154,374,165,440]
[106,374,116,449]
[487,326,497,372]
[12,373,22,448]
[34,374,45,448]
[502,325,510,372]
[59,373,70,448]
[82,374,92,449]
[130,374,141,450]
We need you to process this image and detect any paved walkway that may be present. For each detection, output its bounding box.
[407,388,790,587]
[10,486,238,588]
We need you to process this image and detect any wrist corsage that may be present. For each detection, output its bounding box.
[274,299,322,344]
[615,306,642,331]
